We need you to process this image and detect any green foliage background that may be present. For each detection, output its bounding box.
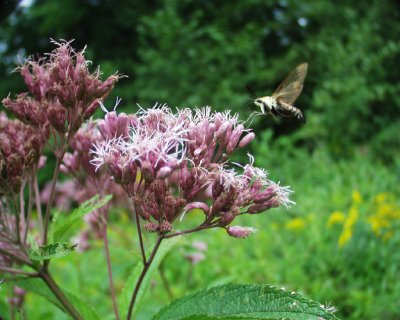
[1,0,399,319]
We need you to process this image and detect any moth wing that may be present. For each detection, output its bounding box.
[271,63,308,105]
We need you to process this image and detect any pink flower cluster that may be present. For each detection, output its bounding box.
[2,40,120,138]
[92,104,294,237]
[0,112,45,194]
[59,120,130,241]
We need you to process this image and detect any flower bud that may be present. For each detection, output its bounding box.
[238,132,255,148]
[226,124,244,154]
[215,121,230,139]
[157,166,173,179]
[159,222,172,234]
[183,202,210,215]
[144,222,159,232]
[141,160,155,182]
[253,186,276,204]
[212,175,224,199]
[247,198,280,214]
[226,226,256,238]
[218,212,235,226]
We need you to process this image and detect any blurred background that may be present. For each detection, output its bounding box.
[1,0,399,319]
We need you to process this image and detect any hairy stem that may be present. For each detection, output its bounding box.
[39,269,83,320]
[126,235,164,320]
[102,226,120,320]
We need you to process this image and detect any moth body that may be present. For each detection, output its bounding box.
[253,63,308,123]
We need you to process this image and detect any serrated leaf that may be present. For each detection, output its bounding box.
[119,236,181,319]
[29,242,78,261]
[153,284,339,320]
[14,278,101,320]
[52,194,112,241]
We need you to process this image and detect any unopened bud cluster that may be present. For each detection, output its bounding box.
[92,105,294,238]
[2,40,120,138]
[0,113,45,194]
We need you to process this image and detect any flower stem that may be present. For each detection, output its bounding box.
[33,175,44,241]
[43,149,66,246]
[0,266,38,277]
[0,247,30,267]
[126,235,164,320]
[38,269,83,320]
[102,226,120,320]
[134,208,147,264]
[23,179,34,243]
[164,224,217,239]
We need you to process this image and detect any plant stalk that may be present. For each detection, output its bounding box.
[102,226,120,320]
[126,235,164,320]
[134,207,147,264]
[43,149,66,246]
[39,269,83,320]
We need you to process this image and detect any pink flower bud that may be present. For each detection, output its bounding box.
[247,198,280,214]
[144,222,159,232]
[183,202,210,215]
[238,132,255,148]
[156,166,173,179]
[205,123,216,144]
[215,121,230,139]
[226,124,244,154]
[226,226,257,238]
[253,186,276,204]
[159,222,172,234]
[141,160,155,182]
[218,212,235,226]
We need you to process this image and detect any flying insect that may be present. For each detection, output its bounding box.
[253,63,308,123]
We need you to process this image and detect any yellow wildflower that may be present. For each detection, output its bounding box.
[374,192,390,204]
[338,206,358,247]
[338,228,352,247]
[285,217,306,231]
[367,215,390,236]
[327,211,346,227]
[352,190,362,205]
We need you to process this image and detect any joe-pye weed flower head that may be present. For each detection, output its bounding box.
[2,40,121,147]
[92,104,294,237]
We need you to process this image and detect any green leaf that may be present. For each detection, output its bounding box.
[15,278,101,320]
[52,194,112,241]
[119,236,181,319]
[0,299,9,319]
[153,284,339,320]
[29,242,78,261]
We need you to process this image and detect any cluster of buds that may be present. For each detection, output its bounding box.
[0,112,45,194]
[59,119,129,239]
[185,107,255,167]
[92,104,294,238]
[2,40,120,140]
